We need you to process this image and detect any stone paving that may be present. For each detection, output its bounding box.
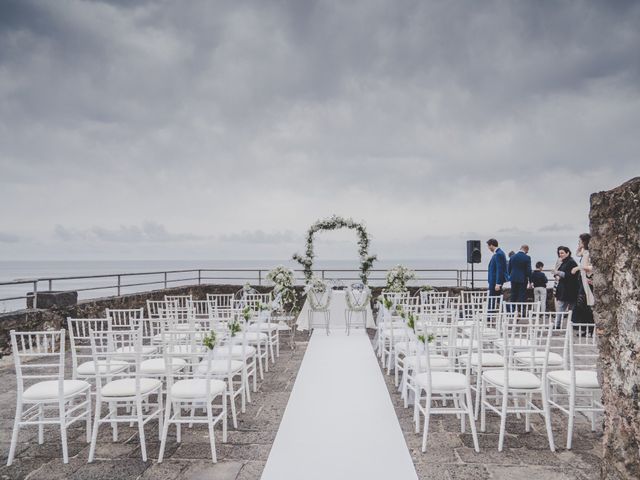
[0,329,605,480]
[0,334,309,480]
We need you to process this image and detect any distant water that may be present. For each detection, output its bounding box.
[0,259,481,312]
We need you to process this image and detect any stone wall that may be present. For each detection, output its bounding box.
[590,177,640,480]
[0,284,297,358]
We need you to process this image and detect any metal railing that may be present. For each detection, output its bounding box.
[1,266,538,312]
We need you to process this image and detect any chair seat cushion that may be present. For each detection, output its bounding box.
[493,338,532,349]
[215,345,257,359]
[170,379,226,399]
[460,352,505,367]
[115,346,158,358]
[23,380,90,401]
[414,371,468,391]
[140,357,187,375]
[101,378,162,397]
[547,370,599,389]
[514,351,563,366]
[483,369,541,389]
[196,358,244,375]
[77,360,129,376]
[244,332,268,342]
[404,355,450,370]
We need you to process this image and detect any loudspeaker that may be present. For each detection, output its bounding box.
[466,240,481,264]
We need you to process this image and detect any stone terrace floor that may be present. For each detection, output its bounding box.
[0,331,604,480]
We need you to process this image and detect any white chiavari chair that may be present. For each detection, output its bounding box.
[105,308,144,330]
[158,329,227,463]
[411,321,480,453]
[344,284,370,335]
[480,316,556,452]
[88,328,163,462]
[7,330,92,466]
[68,318,129,381]
[546,320,602,449]
[307,288,331,336]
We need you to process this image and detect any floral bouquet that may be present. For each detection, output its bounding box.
[266,265,298,311]
[385,265,415,292]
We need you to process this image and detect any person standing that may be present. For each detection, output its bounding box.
[553,246,579,314]
[486,239,507,299]
[531,261,548,311]
[507,245,532,302]
[571,233,595,325]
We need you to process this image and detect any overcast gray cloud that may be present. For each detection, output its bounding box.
[1,0,639,262]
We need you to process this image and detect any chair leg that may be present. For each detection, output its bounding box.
[466,389,480,453]
[542,381,556,452]
[85,391,92,443]
[136,400,147,462]
[228,380,238,429]
[38,404,44,444]
[176,404,182,443]
[590,390,597,431]
[498,389,508,452]
[474,369,482,420]
[480,380,487,432]
[413,386,420,433]
[222,393,228,443]
[525,393,532,432]
[88,398,101,463]
[206,401,217,463]
[158,397,172,463]
[421,393,432,452]
[459,393,466,433]
[109,402,118,441]
[7,400,23,466]
[59,402,69,464]
[157,390,164,438]
[567,386,576,450]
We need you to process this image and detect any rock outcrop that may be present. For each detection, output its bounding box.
[590,177,640,479]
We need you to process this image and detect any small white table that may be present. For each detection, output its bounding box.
[295,290,376,331]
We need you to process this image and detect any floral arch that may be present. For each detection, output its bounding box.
[292,215,377,284]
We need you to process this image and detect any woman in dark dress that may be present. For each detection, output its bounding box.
[553,246,579,314]
[571,233,595,326]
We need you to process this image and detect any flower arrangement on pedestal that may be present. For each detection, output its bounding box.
[266,265,298,311]
[385,265,416,292]
[292,215,377,284]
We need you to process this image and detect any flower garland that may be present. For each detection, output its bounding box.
[385,264,415,292]
[292,215,377,284]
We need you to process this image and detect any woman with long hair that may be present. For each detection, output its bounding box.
[571,233,595,324]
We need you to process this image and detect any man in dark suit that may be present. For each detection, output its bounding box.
[486,238,507,297]
[508,245,532,302]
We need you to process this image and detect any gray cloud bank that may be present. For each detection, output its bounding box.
[1,0,639,261]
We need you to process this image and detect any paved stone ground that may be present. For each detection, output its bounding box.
[374,332,605,479]
[0,334,309,480]
[0,329,605,480]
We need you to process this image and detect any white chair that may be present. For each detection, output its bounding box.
[7,330,92,466]
[158,329,228,463]
[105,308,144,330]
[345,285,370,335]
[546,321,603,449]
[68,318,129,381]
[460,290,489,305]
[480,317,556,451]
[412,322,480,453]
[308,288,331,336]
[88,328,163,462]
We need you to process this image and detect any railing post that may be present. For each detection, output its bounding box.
[164,272,168,289]
[321,270,325,280]
[48,279,52,291]
[258,270,262,286]
[32,281,38,309]
[198,269,202,285]
[117,275,121,296]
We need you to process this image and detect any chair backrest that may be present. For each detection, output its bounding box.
[206,293,234,309]
[147,299,174,319]
[346,286,370,310]
[530,311,572,370]
[308,288,331,311]
[419,290,449,304]
[460,290,489,304]
[89,328,146,394]
[11,329,66,397]
[68,318,109,377]
[165,295,193,308]
[501,301,540,319]
[105,308,144,330]
[568,321,598,373]
[500,316,552,385]
[381,291,410,305]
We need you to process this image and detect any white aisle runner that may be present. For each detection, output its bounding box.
[261,331,418,480]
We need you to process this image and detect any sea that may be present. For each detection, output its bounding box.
[0,259,487,313]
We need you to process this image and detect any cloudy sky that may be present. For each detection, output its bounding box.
[1,0,639,266]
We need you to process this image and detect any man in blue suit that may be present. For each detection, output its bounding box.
[507,245,532,302]
[487,238,507,297]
